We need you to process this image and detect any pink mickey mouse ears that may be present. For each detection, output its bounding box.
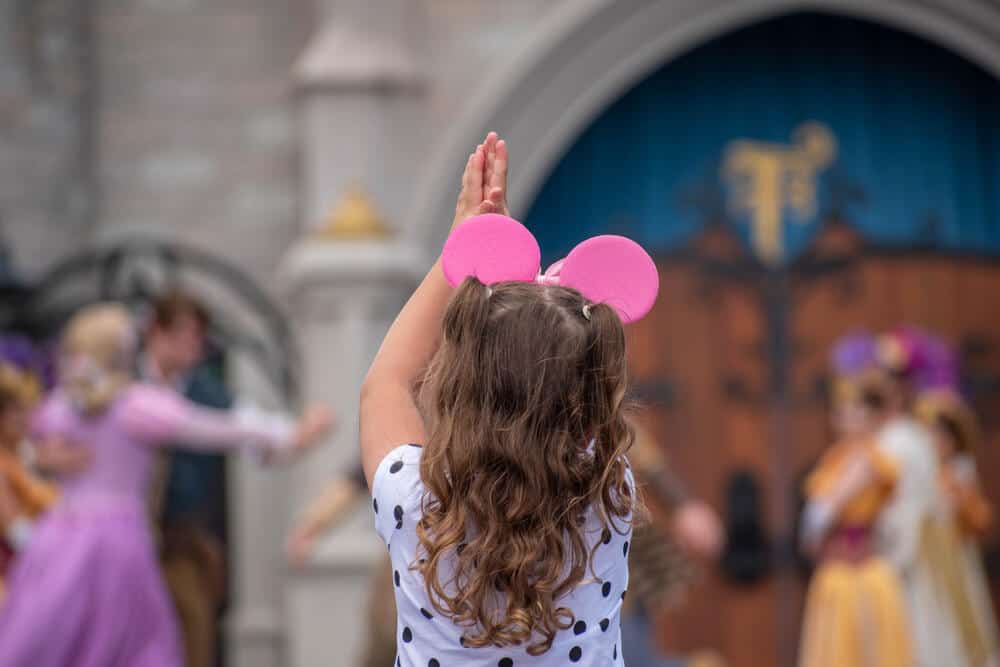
[441,214,659,323]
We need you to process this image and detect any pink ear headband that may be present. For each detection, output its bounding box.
[441,214,659,323]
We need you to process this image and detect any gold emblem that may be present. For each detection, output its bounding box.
[316,185,392,240]
[722,122,837,264]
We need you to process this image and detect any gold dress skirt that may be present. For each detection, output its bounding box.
[799,529,911,667]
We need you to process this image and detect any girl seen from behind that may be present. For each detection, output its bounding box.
[359,132,659,665]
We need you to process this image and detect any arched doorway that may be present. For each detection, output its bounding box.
[411,0,1000,248]
[526,11,1000,667]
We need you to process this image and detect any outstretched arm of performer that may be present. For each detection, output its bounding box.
[800,448,885,553]
[120,385,333,462]
[360,132,507,487]
[287,465,368,567]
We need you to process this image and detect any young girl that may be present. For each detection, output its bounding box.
[0,303,331,666]
[917,388,999,667]
[0,361,55,599]
[798,335,911,667]
[360,132,659,665]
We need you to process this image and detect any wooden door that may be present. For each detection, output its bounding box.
[629,223,1000,667]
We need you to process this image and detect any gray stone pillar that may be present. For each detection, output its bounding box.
[278,238,424,667]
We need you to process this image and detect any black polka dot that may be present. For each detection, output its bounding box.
[420,607,433,619]
[601,581,612,597]
[390,460,404,474]
[456,543,467,555]
[407,443,422,448]
[601,528,612,545]
[498,659,513,667]
[402,627,412,643]
[623,541,629,557]
[373,498,378,513]
[599,618,610,632]
[394,570,400,586]
[569,646,582,662]
[459,637,467,648]
[614,644,618,660]
[396,658,400,667]
[621,590,627,601]
[428,660,439,667]
[394,505,404,520]
[395,520,403,530]
[573,620,586,635]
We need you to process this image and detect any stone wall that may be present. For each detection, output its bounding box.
[94,0,316,280]
[0,0,91,279]
[0,0,555,284]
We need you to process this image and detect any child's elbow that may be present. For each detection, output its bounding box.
[359,370,382,408]
[359,370,400,415]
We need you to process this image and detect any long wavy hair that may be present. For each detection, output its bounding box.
[416,277,636,655]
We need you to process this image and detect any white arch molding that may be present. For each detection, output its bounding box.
[408,0,1000,248]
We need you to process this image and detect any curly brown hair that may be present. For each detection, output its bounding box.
[415,277,636,655]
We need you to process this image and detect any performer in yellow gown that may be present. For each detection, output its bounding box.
[798,354,911,667]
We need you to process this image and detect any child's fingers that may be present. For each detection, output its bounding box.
[478,200,496,214]
[484,132,497,189]
[470,144,485,201]
[458,153,475,201]
[492,140,508,194]
[459,148,482,206]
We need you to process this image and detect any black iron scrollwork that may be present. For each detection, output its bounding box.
[14,236,300,405]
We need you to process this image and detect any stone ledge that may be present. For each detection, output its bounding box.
[278,239,427,294]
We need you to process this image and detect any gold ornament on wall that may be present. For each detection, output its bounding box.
[722,121,837,265]
[316,186,392,240]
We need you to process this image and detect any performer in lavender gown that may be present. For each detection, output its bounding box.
[0,303,331,667]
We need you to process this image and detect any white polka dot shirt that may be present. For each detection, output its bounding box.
[372,444,632,667]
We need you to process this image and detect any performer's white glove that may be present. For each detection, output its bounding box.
[800,501,835,553]
[4,516,34,551]
[231,398,297,464]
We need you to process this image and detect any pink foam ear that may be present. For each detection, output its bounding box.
[559,235,659,323]
[441,214,541,287]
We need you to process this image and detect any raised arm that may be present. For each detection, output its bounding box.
[359,132,507,487]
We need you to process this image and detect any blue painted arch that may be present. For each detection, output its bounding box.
[525,12,1000,266]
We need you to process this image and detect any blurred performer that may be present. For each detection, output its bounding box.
[0,304,331,667]
[622,420,723,667]
[287,463,396,667]
[798,335,910,667]
[874,327,969,667]
[917,388,999,667]
[0,361,54,599]
[142,291,235,667]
